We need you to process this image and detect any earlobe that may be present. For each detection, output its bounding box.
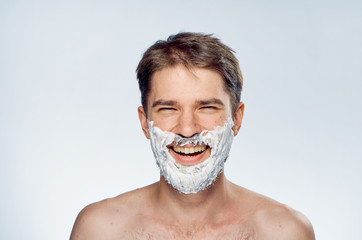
[232,102,244,136]
[138,106,150,139]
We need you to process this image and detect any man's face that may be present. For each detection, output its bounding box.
[139,64,243,167]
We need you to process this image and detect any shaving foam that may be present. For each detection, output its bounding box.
[147,118,235,194]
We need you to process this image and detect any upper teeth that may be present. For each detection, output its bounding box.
[173,146,206,154]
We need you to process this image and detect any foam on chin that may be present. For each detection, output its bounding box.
[147,118,235,194]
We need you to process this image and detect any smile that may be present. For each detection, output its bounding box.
[170,145,208,156]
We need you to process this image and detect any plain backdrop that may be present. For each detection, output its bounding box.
[1,0,361,239]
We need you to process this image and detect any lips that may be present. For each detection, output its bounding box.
[168,143,210,165]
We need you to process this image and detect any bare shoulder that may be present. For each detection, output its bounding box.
[70,183,157,240]
[255,202,315,240]
[230,184,315,239]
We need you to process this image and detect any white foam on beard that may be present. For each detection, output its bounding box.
[147,118,235,194]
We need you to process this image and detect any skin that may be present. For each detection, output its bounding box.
[70,65,315,240]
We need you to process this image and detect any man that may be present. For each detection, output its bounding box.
[70,32,315,239]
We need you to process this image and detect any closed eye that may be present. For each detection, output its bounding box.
[201,105,218,109]
[198,105,221,113]
[158,107,177,111]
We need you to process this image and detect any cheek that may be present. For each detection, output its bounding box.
[151,116,179,131]
[198,114,229,129]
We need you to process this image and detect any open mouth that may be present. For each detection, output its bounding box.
[169,145,209,157]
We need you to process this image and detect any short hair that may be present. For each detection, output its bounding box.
[136,32,243,115]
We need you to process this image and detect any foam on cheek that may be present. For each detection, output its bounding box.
[199,118,235,165]
[147,118,235,194]
[147,122,176,165]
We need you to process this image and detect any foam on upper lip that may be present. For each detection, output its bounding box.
[167,136,209,156]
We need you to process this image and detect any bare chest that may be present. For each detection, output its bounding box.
[120,220,256,240]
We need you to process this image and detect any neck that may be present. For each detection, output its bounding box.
[155,172,230,225]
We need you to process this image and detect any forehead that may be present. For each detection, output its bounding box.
[148,65,229,103]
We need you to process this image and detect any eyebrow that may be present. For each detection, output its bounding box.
[151,98,225,108]
[151,99,179,108]
[197,98,225,106]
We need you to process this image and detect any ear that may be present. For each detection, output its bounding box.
[138,106,150,139]
[232,102,244,136]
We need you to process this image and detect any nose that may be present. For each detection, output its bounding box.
[174,110,201,138]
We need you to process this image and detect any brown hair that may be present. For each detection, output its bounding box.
[136,32,243,115]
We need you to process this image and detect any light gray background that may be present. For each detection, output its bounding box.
[1,0,361,239]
